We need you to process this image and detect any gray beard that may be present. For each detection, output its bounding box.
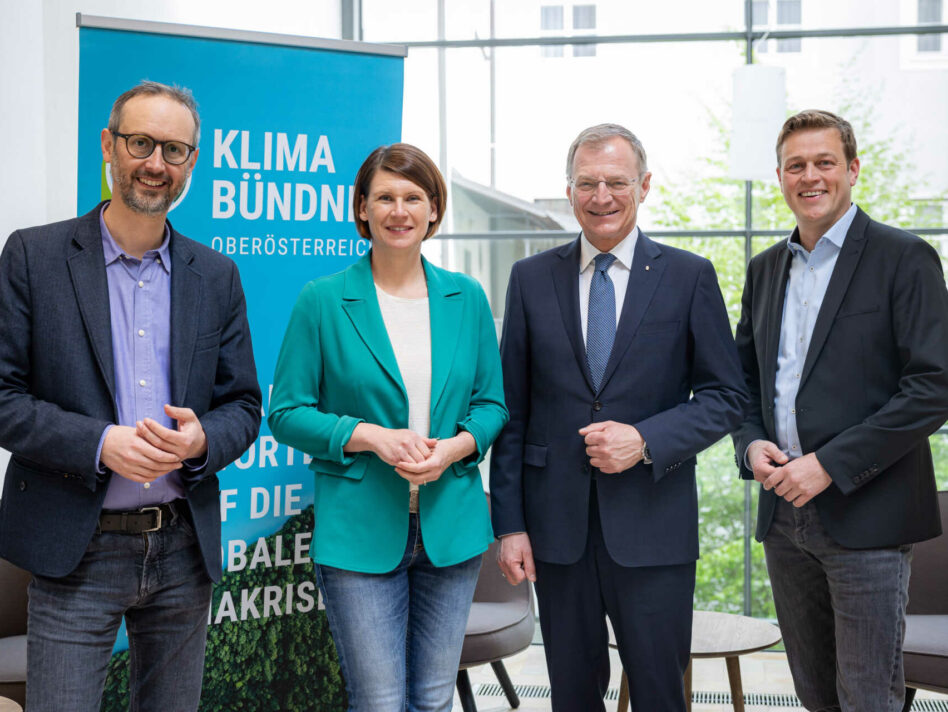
[121,183,173,215]
[110,160,185,216]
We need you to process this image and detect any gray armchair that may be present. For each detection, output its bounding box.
[456,536,535,712]
[903,490,948,710]
[0,558,29,707]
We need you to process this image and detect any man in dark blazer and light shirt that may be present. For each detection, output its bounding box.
[489,123,747,711]
[733,110,948,712]
[0,81,261,711]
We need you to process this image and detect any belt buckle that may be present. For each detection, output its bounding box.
[140,506,162,533]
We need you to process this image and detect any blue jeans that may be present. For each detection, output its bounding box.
[26,506,212,712]
[764,498,912,712]
[316,513,481,712]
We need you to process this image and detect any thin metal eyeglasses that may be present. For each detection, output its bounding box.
[112,132,196,165]
[570,177,639,195]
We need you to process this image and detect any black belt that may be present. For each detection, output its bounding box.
[99,501,181,534]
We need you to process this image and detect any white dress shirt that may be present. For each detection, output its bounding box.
[578,227,638,343]
[773,203,858,459]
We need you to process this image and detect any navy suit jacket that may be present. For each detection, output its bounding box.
[0,203,261,581]
[733,208,948,548]
[490,234,747,567]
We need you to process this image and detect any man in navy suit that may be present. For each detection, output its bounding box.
[733,110,948,711]
[490,123,747,711]
[0,81,261,711]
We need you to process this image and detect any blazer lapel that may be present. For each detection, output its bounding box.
[170,231,202,406]
[598,234,664,392]
[425,259,463,412]
[762,243,792,408]
[341,253,407,397]
[551,238,595,392]
[800,209,869,387]
[66,210,116,402]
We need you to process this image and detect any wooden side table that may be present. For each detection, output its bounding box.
[609,610,782,712]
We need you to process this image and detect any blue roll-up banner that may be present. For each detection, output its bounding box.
[77,19,404,711]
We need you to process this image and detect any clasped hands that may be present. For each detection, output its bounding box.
[348,423,475,486]
[746,440,832,507]
[101,404,207,483]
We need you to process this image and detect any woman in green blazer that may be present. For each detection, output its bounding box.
[269,143,508,712]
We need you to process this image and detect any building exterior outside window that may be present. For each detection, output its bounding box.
[540,5,565,57]
[919,0,943,51]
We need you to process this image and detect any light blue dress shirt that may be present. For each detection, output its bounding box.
[773,202,858,460]
[96,205,185,509]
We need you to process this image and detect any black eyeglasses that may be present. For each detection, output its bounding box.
[112,132,196,165]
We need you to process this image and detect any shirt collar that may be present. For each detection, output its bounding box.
[579,226,638,273]
[99,202,172,272]
[786,202,857,256]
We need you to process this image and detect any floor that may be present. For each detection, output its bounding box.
[454,643,948,711]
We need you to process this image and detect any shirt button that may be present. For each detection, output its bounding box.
[795,373,800,379]
[138,329,145,337]
[139,379,146,387]
[143,482,151,489]
[138,281,145,288]
[791,408,796,414]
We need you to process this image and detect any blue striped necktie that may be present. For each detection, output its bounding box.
[587,252,617,391]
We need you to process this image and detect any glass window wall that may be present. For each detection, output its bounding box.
[366,0,948,618]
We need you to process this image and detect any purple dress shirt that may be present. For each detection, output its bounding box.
[97,205,186,510]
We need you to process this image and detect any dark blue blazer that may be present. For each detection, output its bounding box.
[733,208,948,548]
[0,203,261,581]
[490,234,747,567]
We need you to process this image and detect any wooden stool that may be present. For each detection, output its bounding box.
[609,610,781,712]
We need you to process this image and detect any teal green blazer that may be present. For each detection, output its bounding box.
[269,252,508,573]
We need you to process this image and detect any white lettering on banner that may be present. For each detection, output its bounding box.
[231,437,314,470]
[220,489,239,522]
[240,173,264,219]
[224,532,312,572]
[212,181,236,218]
[294,183,318,221]
[213,129,335,174]
[210,235,369,259]
[210,581,317,624]
[210,178,354,223]
[277,133,307,172]
[249,484,303,520]
[211,129,350,224]
[213,129,239,169]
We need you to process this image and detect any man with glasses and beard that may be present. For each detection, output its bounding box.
[0,81,261,712]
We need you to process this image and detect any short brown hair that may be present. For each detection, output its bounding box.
[108,80,201,145]
[776,110,857,166]
[352,143,447,241]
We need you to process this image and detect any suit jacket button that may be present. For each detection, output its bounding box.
[18,481,26,491]
[593,401,602,411]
